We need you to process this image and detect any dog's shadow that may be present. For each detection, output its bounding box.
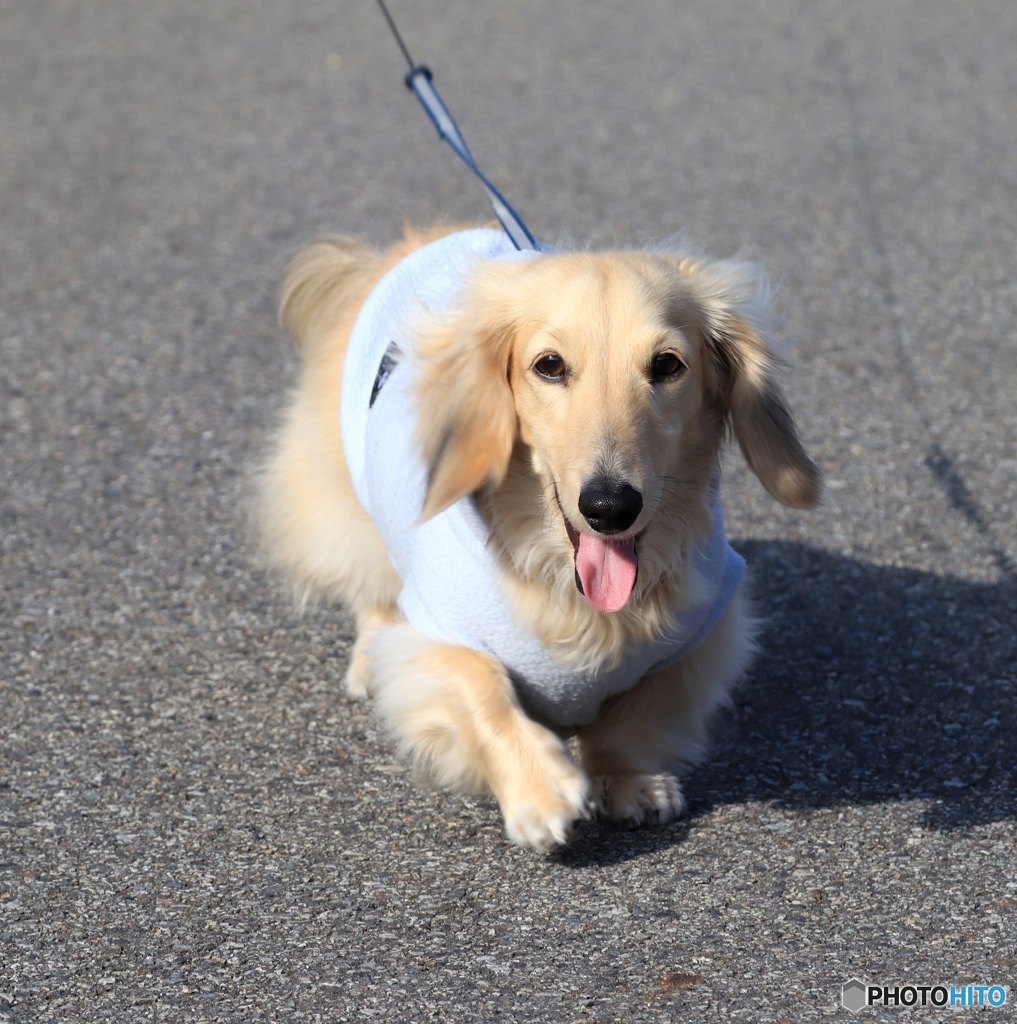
[556,540,1017,867]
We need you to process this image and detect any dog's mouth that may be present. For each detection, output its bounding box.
[556,488,639,614]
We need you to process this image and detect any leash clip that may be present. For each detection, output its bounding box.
[404,64,432,90]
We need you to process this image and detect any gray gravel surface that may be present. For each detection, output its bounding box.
[2,1,1016,1021]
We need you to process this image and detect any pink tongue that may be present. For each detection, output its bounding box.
[575,534,638,613]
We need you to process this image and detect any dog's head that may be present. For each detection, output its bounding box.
[415,250,821,613]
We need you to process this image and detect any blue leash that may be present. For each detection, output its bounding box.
[373,0,537,252]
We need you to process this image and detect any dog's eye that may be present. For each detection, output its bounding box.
[651,352,687,381]
[533,353,567,381]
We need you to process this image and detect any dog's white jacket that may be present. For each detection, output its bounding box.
[341,229,745,728]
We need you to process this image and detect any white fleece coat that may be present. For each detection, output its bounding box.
[341,229,744,729]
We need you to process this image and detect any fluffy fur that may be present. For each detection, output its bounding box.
[259,224,821,849]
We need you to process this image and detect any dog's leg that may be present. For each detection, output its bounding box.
[369,623,589,850]
[578,589,758,826]
[344,607,399,699]
[259,357,404,700]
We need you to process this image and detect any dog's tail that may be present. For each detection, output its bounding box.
[278,236,382,352]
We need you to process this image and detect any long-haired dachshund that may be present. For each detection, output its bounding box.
[259,224,820,849]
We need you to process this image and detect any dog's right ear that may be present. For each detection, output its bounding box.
[414,305,519,522]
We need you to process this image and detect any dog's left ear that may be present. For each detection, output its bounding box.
[708,314,822,508]
[414,310,518,522]
[673,257,822,509]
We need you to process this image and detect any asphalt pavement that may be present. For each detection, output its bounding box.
[1,1,1015,1020]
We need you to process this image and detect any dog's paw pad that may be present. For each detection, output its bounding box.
[589,772,686,827]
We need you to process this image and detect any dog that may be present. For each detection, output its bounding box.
[259,223,821,849]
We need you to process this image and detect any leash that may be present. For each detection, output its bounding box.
[372,0,537,251]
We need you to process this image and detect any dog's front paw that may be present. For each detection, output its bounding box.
[343,651,371,699]
[501,753,590,851]
[343,629,381,699]
[344,610,399,700]
[589,772,687,827]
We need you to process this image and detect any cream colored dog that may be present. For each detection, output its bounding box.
[259,224,821,849]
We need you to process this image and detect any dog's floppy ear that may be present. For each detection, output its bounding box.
[674,256,822,509]
[414,303,519,522]
[711,316,822,508]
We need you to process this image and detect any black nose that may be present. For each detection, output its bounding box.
[577,479,643,534]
